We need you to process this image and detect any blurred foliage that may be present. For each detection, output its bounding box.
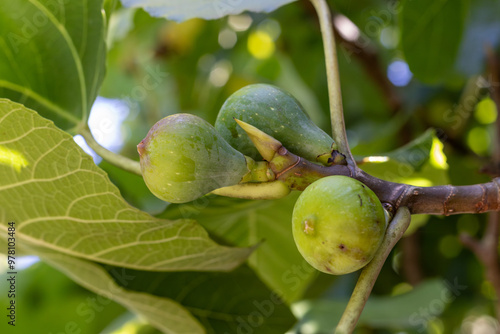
[0,261,126,333]
[1,0,500,333]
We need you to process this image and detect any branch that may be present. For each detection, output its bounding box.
[460,211,500,320]
[335,207,411,333]
[486,46,500,172]
[401,232,424,285]
[277,157,500,215]
[79,127,142,176]
[309,0,357,172]
[331,16,402,114]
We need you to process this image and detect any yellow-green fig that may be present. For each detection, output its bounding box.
[292,176,386,275]
[138,114,250,203]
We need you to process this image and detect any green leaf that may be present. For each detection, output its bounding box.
[160,193,317,304]
[103,264,296,334]
[360,131,448,185]
[0,99,251,271]
[0,0,107,130]
[35,249,205,334]
[292,279,448,332]
[400,0,469,84]
[385,129,435,171]
[121,0,296,22]
[358,129,435,172]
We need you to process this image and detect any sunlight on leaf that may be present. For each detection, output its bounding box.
[0,145,28,172]
[362,156,389,163]
[429,137,448,170]
[403,178,433,187]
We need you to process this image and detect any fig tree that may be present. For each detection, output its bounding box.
[292,175,386,275]
[138,114,251,203]
[215,84,338,165]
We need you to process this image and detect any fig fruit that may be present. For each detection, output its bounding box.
[292,175,386,275]
[138,113,250,203]
[215,84,336,165]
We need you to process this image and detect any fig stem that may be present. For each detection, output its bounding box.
[79,127,142,176]
[309,0,357,173]
[241,157,275,183]
[335,207,411,334]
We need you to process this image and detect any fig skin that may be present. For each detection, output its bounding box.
[138,114,249,203]
[215,84,335,164]
[292,175,386,275]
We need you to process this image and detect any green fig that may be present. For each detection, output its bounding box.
[292,176,386,275]
[138,113,251,203]
[215,84,337,165]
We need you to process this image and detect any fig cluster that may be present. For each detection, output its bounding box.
[138,84,386,275]
[137,84,336,203]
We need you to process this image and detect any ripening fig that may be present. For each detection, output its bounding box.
[137,114,250,203]
[292,176,386,275]
[215,84,337,165]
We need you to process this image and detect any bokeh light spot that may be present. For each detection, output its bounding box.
[467,127,490,156]
[74,97,130,164]
[387,60,413,87]
[218,28,237,49]
[474,97,497,125]
[209,60,233,87]
[248,31,275,60]
[228,14,252,32]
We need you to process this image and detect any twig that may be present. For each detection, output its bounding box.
[486,46,500,171]
[331,17,402,114]
[309,0,357,173]
[401,232,424,285]
[335,207,411,333]
[460,211,500,320]
[79,127,142,176]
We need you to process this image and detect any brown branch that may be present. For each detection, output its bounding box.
[460,211,500,320]
[277,155,500,215]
